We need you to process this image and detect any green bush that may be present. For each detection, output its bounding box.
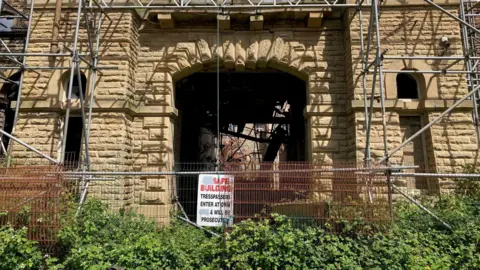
[3,190,480,269]
[55,200,221,269]
[0,226,43,270]
[455,164,480,201]
[220,205,480,269]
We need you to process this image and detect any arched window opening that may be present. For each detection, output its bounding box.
[64,72,87,100]
[0,72,20,157]
[396,73,419,99]
[175,71,307,220]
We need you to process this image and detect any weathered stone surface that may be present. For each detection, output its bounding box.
[8,6,479,224]
[145,177,168,191]
[139,191,168,204]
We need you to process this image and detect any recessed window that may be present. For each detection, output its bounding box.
[63,72,87,100]
[396,73,419,99]
[0,72,21,156]
[64,117,83,168]
[399,116,429,189]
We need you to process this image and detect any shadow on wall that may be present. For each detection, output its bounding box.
[135,27,350,166]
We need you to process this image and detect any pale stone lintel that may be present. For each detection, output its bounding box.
[350,99,474,111]
[11,100,179,117]
[345,0,460,6]
[304,105,346,117]
[250,15,264,31]
[157,13,175,29]
[217,15,231,30]
[139,8,334,22]
[307,12,323,28]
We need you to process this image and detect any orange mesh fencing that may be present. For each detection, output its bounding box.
[0,166,66,245]
[174,162,393,232]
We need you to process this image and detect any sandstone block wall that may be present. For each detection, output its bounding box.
[344,7,479,178]
[0,2,478,221]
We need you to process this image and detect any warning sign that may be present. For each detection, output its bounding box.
[196,174,234,227]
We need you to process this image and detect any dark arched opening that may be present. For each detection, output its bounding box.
[396,73,419,99]
[0,72,20,157]
[175,71,306,164]
[174,70,307,221]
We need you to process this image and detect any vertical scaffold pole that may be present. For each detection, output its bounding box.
[60,0,84,162]
[7,0,35,166]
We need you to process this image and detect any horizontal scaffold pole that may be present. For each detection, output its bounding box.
[61,165,419,176]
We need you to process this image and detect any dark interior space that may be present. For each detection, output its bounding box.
[69,72,87,100]
[396,73,419,99]
[175,71,307,163]
[0,72,20,157]
[174,71,307,220]
[64,117,83,168]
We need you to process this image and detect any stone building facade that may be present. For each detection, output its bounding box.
[0,0,478,222]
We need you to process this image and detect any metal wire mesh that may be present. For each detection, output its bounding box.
[174,162,392,231]
[0,166,66,245]
[1,161,456,245]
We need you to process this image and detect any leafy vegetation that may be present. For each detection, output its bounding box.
[0,226,43,270]
[1,174,480,269]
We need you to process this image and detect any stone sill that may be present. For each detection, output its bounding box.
[11,100,179,117]
[350,99,474,111]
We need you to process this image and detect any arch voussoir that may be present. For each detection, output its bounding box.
[167,36,311,81]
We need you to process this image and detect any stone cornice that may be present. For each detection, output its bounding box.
[350,99,474,112]
[11,100,179,118]
[15,99,469,118]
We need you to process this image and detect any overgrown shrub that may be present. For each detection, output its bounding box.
[55,200,221,269]
[55,196,480,269]
[455,164,480,200]
[3,190,480,269]
[0,226,43,270]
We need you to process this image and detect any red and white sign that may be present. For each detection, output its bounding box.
[196,174,234,227]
